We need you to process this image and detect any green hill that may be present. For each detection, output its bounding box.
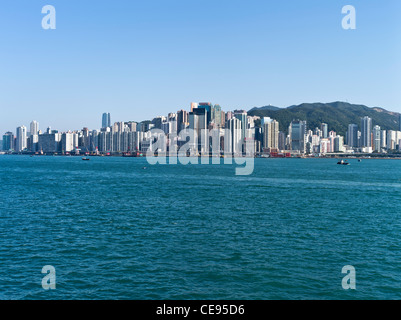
[248,101,400,136]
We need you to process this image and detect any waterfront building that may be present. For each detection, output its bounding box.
[2,132,14,151]
[16,126,27,152]
[226,117,242,155]
[30,121,39,136]
[189,107,208,154]
[319,138,330,154]
[361,116,372,148]
[380,130,387,149]
[290,120,307,152]
[263,120,279,150]
[38,132,62,153]
[334,136,344,152]
[373,125,381,152]
[347,124,358,148]
[234,110,247,144]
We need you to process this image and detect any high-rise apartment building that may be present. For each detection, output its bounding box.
[263,119,279,150]
[361,116,372,148]
[347,124,358,148]
[16,126,27,152]
[372,125,381,151]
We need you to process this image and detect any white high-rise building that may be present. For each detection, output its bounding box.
[361,116,372,148]
[30,121,39,135]
[16,126,27,152]
[226,117,242,155]
[372,125,381,151]
[334,136,344,152]
[380,130,387,149]
[189,108,208,154]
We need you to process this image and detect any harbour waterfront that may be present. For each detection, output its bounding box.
[1,155,401,300]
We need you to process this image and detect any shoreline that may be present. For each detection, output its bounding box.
[1,153,401,160]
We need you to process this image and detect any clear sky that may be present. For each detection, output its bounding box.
[1,0,400,133]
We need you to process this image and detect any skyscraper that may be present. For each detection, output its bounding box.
[16,126,27,152]
[189,108,207,154]
[321,123,328,138]
[361,116,372,148]
[2,132,14,151]
[234,110,247,144]
[263,119,279,150]
[290,120,307,152]
[211,104,222,127]
[226,117,242,155]
[347,124,358,148]
[373,125,381,151]
[380,130,387,149]
[102,113,111,129]
[30,121,39,135]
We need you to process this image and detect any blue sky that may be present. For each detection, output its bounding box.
[1,0,400,133]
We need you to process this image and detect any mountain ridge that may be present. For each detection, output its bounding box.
[248,101,400,136]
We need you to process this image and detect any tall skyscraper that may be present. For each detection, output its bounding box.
[30,121,39,135]
[263,119,279,150]
[2,132,14,151]
[189,108,207,154]
[226,117,242,154]
[102,113,111,129]
[347,124,358,148]
[361,116,372,148]
[380,130,387,149]
[234,110,247,144]
[16,126,27,152]
[373,125,381,151]
[290,120,307,152]
[321,123,328,138]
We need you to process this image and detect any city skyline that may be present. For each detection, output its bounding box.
[3,101,401,156]
[1,0,400,134]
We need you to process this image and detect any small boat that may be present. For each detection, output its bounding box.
[337,159,350,165]
[82,157,90,161]
[358,159,362,162]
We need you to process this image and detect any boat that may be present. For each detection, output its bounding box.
[82,157,90,161]
[337,159,350,165]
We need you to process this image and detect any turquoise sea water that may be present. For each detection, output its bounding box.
[1,155,401,300]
